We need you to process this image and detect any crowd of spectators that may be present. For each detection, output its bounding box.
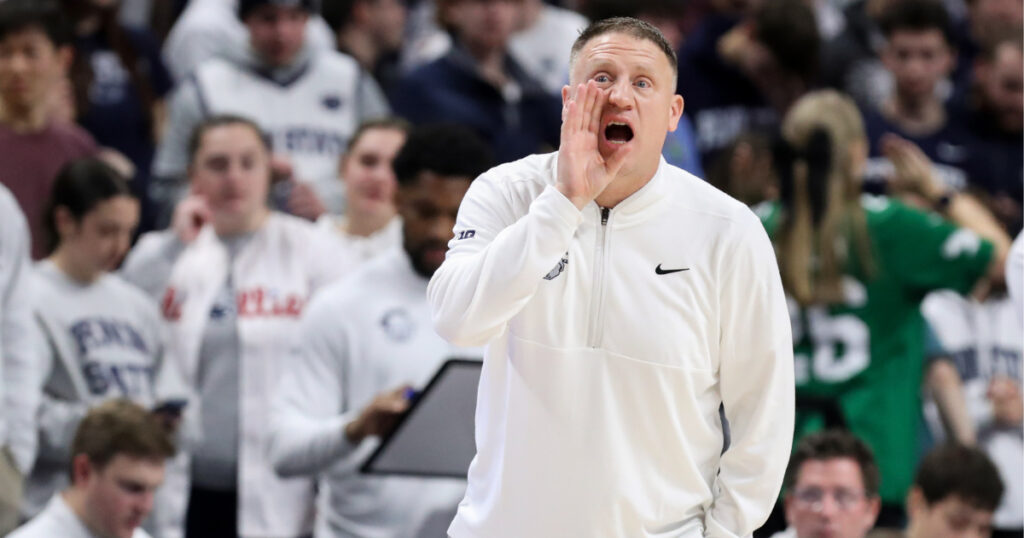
[0,0,1019,537]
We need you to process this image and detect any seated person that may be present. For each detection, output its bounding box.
[905,443,1004,538]
[9,399,176,538]
[773,430,881,538]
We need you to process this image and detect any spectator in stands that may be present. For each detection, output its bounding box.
[860,0,980,194]
[950,0,1022,99]
[161,0,336,83]
[60,0,173,235]
[509,0,588,96]
[124,115,355,538]
[313,117,410,262]
[772,430,881,538]
[270,124,491,538]
[961,34,1023,234]
[763,90,1010,526]
[153,0,390,225]
[0,184,39,535]
[707,132,776,206]
[922,181,1023,534]
[391,0,561,164]
[9,399,175,538]
[905,443,1004,538]
[677,0,819,169]
[22,159,185,519]
[324,0,407,97]
[0,0,97,259]
[820,0,893,108]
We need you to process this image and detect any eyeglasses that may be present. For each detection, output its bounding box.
[792,487,870,511]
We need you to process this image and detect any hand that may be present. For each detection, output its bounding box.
[988,376,1023,426]
[882,134,945,202]
[171,194,212,244]
[557,81,631,209]
[287,181,326,221]
[344,384,414,443]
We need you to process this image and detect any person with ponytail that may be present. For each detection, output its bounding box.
[760,90,1012,525]
[24,158,184,519]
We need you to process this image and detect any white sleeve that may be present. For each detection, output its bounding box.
[268,291,359,477]
[1008,232,1024,322]
[0,199,41,474]
[120,230,185,301]
[427,179,583,346]
[705,211,795,538]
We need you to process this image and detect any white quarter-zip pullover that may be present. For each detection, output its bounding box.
[427,153,794,538]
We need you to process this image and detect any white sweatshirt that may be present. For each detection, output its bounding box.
[0,185,39,477]
[8,493,152,538]
[269,247,477,538]
[427,153,795,538]
[123,212,356,537]
[24,261,183,518]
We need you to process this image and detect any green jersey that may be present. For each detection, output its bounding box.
[758,195,993,503]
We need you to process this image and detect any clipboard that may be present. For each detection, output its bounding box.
[360,359,482,478]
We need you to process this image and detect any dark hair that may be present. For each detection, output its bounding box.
[187,114,271,166]
[70,399,175,482]
[582,0,687,25]
[0,0,71,48]
[570,17,678,78]
[392,124,492,186]
[880,0,956,47]
[239,0,316,20]
[322,0,357,32]
[784,430,881,497]
[60,0,158,136]
[347,117,412,153]
[45,158,134,254]
[914,443,1004,511]
[753,0,820,80]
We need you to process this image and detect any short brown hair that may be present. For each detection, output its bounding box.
[70,399,176,480]
[570,17,678,79]
[784,430,880,497]
[347,117,412,153]
[914,443,1003,511]
[187,114,271,167]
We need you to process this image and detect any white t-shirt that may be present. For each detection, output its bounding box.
[315,215,403,265]
[9,493,152,538]
[922,291,1023,528]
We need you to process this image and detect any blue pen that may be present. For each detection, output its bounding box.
[403,388,419,401]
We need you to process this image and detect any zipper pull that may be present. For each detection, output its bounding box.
[600,207,610,226]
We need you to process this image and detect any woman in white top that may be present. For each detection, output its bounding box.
[315,117,410,262]
[123,114,354,538]
[25,158,180,518]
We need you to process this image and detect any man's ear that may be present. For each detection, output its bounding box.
[667,95,684,132]
[906,486,927,519]
[71,454,93,487]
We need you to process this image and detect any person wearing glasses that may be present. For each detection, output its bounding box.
[774,430,881,538]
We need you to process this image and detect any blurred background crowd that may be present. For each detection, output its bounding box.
[0,0,1019,536]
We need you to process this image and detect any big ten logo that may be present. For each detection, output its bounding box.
[236,287,306,318]
[161,287,184,321]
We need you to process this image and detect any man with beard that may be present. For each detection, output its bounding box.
[268,124,491,538]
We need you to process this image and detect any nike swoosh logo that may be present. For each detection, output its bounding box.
[655,264,689,275]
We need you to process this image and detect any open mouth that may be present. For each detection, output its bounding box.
[604,122,634,144]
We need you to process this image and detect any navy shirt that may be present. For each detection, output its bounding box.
[676,14,778,170]
[75,26,173,233]
[390,42,561,165]
[859,103,984,193]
